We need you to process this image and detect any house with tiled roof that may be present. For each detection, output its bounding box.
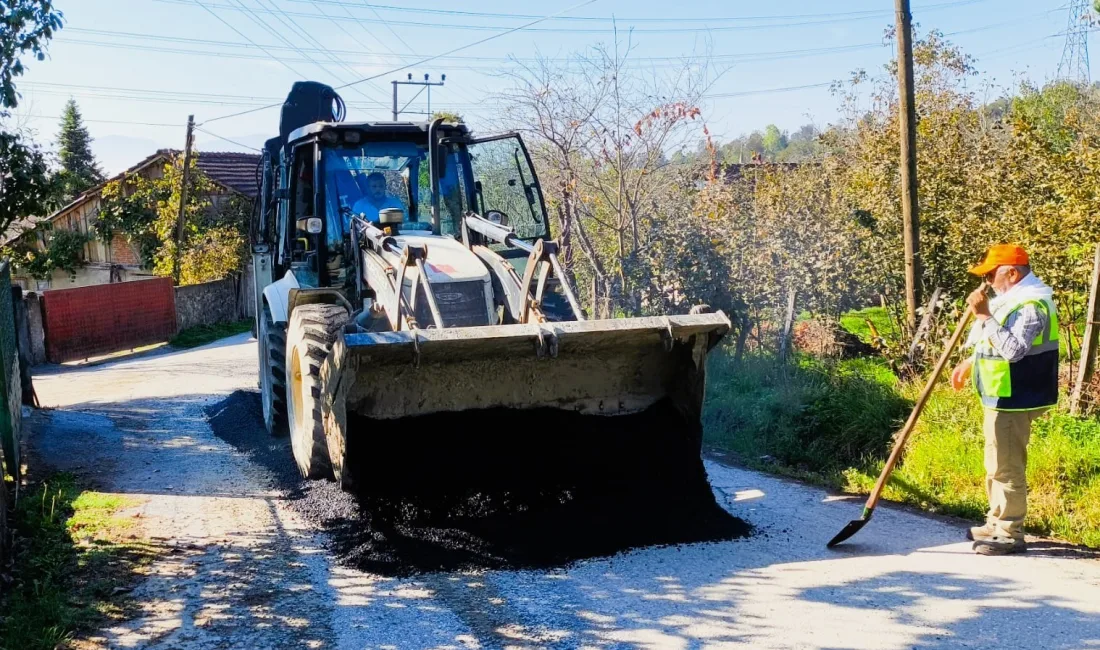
[10,149,259,290]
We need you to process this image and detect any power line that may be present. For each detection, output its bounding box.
[22,80,285,100]
[218,0,384,106]
[332,0,484,107]
[62,8,1060,68]
[355,0,414,50]
[287,0,398,100]
[17,78,841,109]
[157,0,991,34]
[289,0,976,23]
[705,82,834,99]
[21,88,286,107]
[12,113,180,127]
[194,125,262,150]
[191,0,311,78]
[256,0,390,105]
[56,33,882,67]
[201,0,600,124]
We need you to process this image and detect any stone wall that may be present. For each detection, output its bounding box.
[23,292,46,366]
[17,265,258,367]
[175,277,241,332]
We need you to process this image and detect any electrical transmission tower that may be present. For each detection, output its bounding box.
[1058,0,1091,83]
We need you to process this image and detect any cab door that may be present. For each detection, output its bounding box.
[285,141,321,288]
[465,133,550,242]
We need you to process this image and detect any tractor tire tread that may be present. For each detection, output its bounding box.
[287,304,349,479]
[262,306,289,436]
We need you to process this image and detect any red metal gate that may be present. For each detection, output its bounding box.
[41,278,177,363]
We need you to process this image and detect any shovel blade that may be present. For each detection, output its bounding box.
[826,507,874,548]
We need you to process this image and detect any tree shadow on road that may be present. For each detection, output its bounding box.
[795,569,1100,650]
[22,396,339,648]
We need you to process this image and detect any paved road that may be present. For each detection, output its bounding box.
[28,334,1100,649]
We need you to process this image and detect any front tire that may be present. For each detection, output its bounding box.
[286,303,348,480]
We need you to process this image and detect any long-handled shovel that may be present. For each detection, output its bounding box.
[827,284,987,548]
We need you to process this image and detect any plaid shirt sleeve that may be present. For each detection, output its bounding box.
[980,303,1048,363]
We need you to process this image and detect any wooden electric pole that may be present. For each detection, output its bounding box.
[174,114,195,285]
[896,0,921,333]
[1071,243,1100,415]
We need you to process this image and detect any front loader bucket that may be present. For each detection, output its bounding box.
[321,312,731,494]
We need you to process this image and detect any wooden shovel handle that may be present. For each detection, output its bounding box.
[865,285,986,510]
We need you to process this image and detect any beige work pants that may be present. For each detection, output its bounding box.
[983,408,1047,540]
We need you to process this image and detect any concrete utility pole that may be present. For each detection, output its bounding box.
[174,114,195,285]
[895,0,921,333]
[391,73,445,121]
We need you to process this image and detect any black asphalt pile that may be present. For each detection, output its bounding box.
[206,391,750,576]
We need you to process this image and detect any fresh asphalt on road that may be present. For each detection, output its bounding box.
[25,332,1100,649]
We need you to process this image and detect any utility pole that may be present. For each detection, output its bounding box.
[895,0,921,333]
[173,114,195,286]
[1071,243,1100,415]
[391,73,446,121]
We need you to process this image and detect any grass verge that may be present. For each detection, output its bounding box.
[0,473,157,650]
[704,344,1100,548]
[839,306,899,345]
[704,351,911,482]
[170,319,253,349]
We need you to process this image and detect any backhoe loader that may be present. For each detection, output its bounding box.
[251,81,731,491]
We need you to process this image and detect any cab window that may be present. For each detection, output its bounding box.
[323,141,465,241]
[466,135,548,241]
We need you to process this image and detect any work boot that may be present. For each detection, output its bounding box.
[973,535,1027,556]
[967,523,996,542]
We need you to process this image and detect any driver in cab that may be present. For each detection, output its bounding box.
[352,172,405,221]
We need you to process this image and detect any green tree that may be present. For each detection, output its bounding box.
[777,124,825,162]
[148,153,249,284]
[430,110,464,123]
[5,222,90,280]
[0,0,63,111]
[0,0,62,237]
[1010,81,1086,152]
[762,124,788,157]
[90,153,251,284]
[55,98,104,199]
[0,131,52,236]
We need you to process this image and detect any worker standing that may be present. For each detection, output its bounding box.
[950,244,1059,556]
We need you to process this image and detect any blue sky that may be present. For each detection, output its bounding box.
[8,0,1081,174]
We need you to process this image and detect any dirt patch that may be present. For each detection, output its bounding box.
[794,318,877,358]
[206,391,750,576]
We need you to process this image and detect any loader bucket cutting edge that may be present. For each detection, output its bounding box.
[327,313,731,423]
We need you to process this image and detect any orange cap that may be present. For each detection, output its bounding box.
[968,244,1029,276]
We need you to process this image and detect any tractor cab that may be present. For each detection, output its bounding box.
[266,120,552,293]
